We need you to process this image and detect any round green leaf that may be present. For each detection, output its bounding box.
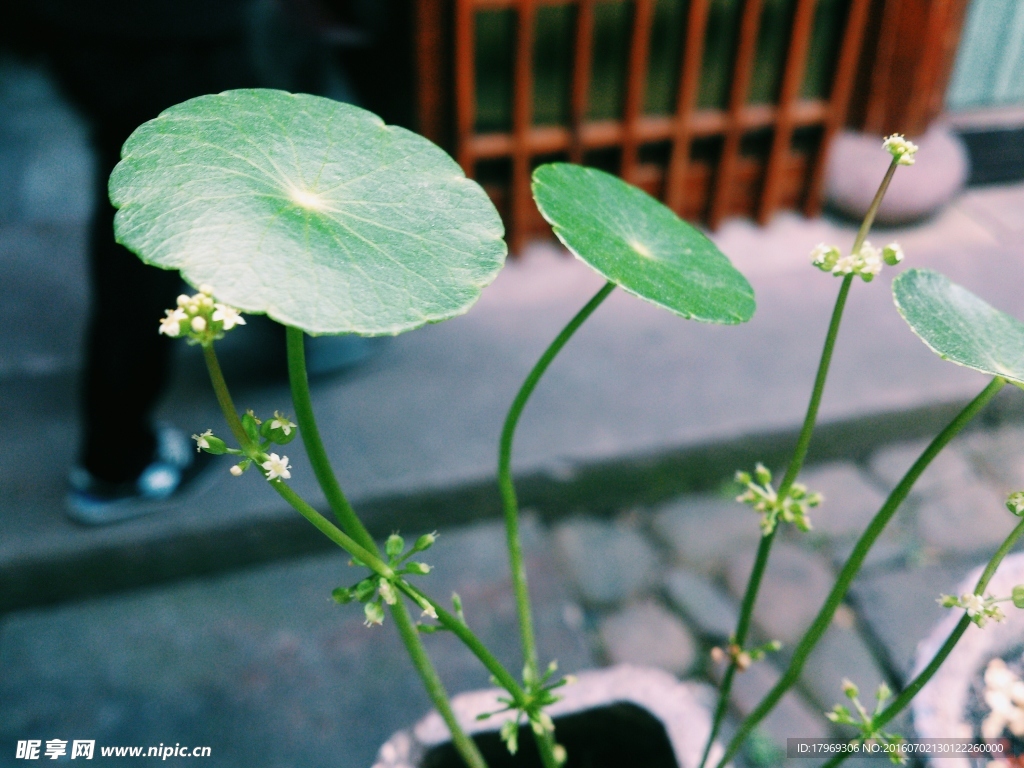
[892,268,1024,384]
[110,89,506,336]
[531,163,754,324]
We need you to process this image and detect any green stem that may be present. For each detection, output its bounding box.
[202,343,249,448]
[498,280,614,677]
[777,275,853,496]
[391,597,489,768]
[715,377,1007,768]
[699,275,852,768]
[497,281,613,768]
[270,479,394,578]
[400,583,528,704]
[851,158,898,257]
[285,326,377,552]
[821,514,1024,768]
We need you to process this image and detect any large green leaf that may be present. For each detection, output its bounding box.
[110,89,506,336]
[893,268,1024,384]
[531,163,754,324]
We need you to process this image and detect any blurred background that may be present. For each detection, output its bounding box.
[2,1,1024,765]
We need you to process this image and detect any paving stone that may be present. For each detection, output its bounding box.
[799,462,887,540]
[652,495,761,575]
[868,439,976,497]
[0,519,593,768]
[726,543,834,645]
[850,562,975,679]
[598,600,696,675]
[915,479,1016,554]
[959,424,1024,494]
[799,612,890,712]
[728,659,831,747]
[868,438,1014,555]
[664,567,740,641]
[553,518,660,606]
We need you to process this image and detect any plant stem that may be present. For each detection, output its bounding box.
[499,280,614,677]
[820,513,1024,768]
[715,377,1007,768]
[391,596,489,768]
[400,583,528,704]
[202,343,249,448]
[497,281,614,768]
[285,326,377,551]
[699,275,852,768]
[777,275,853,496]
[851,158,898,257]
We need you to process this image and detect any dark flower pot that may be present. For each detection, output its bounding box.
[373,665,718,768]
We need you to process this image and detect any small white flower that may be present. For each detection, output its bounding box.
[832,254,857,276]
[212,304,246,331]
[857,242,883,280]
[229,464,244,477]
[883,242,904,266]
[962,592,985,618]
[192,429,213,452]
[883,134,919,165]
[261,453,291,481]
[810,243,840,271]
[159,308,188,337]
[269,411,296,436]
[191,316,207,333]
[378,580,398,605]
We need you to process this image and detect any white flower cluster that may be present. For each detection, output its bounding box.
[735,463,823,535]
[158,284,245,344]
[982,657,1024,739]
[882,133,919,166]
[811,241,903,283]
[937,592,1006,628]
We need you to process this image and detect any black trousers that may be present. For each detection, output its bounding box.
[46,32,258,482]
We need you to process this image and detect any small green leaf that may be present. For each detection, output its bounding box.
[110,89,506,336]
[531,163,754,324]
[892,269,1024,385]
[1013,585,1024,609]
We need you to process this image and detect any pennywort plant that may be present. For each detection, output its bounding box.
[110,89,1024,768]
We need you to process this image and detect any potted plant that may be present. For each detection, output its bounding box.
[109,89,1024,767]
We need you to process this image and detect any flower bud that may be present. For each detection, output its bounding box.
[229,464,244,477]
[332,586,353,604]
[842,678,859,699]
[378,579,398,605]
[754,463,772,486]
[176,294,191,307]
[1006,491,1024,517]
[810,243,841,271]
[385,534,405,558]
[883,242,904,266]
[412,531,438,553]
[353,578,377,603]
[190,316,207,333]
[405,561,432,575]
[1013,585,1024,609]
[199,284,214,296]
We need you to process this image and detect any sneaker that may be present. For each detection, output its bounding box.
[66,424,213,525]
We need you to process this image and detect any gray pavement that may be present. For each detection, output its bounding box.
[4,55,1024,768]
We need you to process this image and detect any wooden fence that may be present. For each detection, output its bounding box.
[414,0,873,250]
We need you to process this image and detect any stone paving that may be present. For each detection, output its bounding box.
[5,423,1024,766]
